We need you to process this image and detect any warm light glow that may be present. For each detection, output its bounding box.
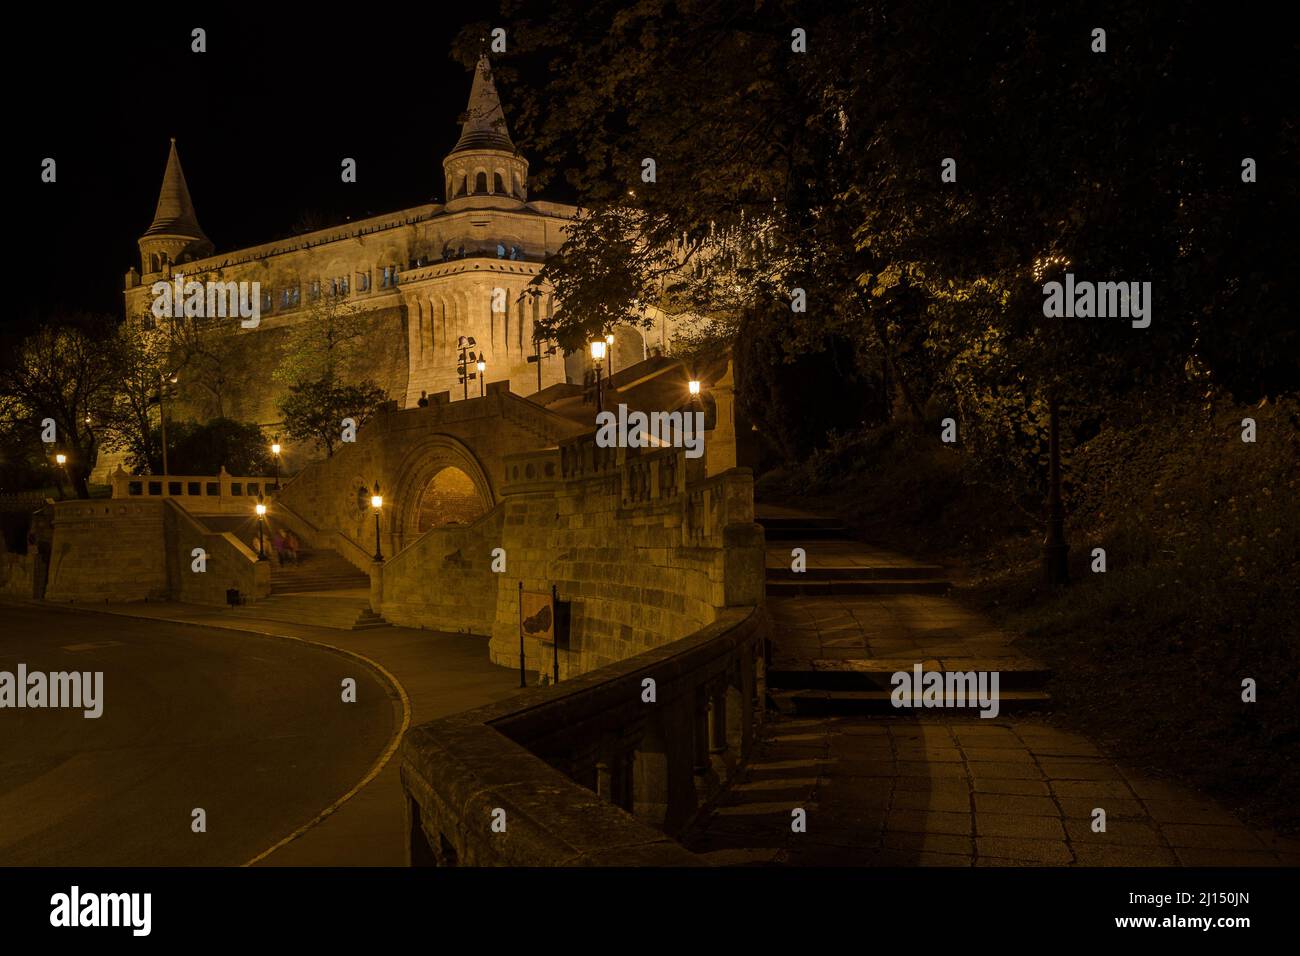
[476,359,486,372]
[590,340,606,361]
[605,333,615,346]
[55,453,67,465]
[271,443,281,456]
[688,380,701,395]
[371,494,383,511]
[255,503,267,516]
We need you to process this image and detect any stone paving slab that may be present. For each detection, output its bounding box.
[684,715,1293,867]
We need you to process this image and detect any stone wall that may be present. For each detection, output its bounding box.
[45,500,170,602]
[163,501,270,605]
[43,499,267,605]
[0,551,38,599]
[373,431,765,680]
[379,508,503,634]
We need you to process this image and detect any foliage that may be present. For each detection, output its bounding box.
[0,316,120,498]
[278,377,386,458]
[125,418,273,477]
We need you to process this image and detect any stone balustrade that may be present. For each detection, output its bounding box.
[401,605,767,865]
[110,465,278,514]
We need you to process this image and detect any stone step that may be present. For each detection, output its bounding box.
[227,595,387,631]
[761,525,852,541]
[765,578,952,596]
[768,659,1052,692]
[765,565,948,581]
[768,688,1052,717]
[756,515,846,530]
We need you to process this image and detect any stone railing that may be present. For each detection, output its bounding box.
[110,466,278,514]
[401,605,766,866]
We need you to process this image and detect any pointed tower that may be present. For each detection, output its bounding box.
[442,55,529,210]
[138,139,213,276]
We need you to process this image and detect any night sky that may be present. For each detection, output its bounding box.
[10,10,535,332]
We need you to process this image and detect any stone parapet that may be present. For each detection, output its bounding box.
[401,605,766,865]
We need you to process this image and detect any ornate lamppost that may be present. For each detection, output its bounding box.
[476,359,486,397]
[54,453,68,500]
[371,485,384,563]
[255,496,268,561]
[271,438,281,490]
[590,340,606,413]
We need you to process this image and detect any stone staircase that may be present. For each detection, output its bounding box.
[270,549,370,593]
[757,509,1051,716]
[228,592,388,631]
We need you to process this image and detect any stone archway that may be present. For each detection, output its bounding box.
[389,435,495,545]
[414,466,486,532]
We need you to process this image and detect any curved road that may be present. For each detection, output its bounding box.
[0,604,397,866]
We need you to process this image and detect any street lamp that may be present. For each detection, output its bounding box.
[370,485,384,563]
[605,332,616,376]
[476,359,486,397]
[255,496,268,561]
[590,340,606,413]
[159,371,178,476]
[688,380,701,396]
[270,438,281,490]
[54,453,68,500]
[457,336,478,402]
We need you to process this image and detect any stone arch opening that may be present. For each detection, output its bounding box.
[414,466,486,532]
[390,435,496,546]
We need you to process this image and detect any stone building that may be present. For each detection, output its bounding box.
[121,55,674,461]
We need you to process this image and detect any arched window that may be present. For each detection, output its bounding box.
[457,176,468,197]
[493,171,505,194]
[475,171,488,193]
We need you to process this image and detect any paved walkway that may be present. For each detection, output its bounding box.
[51,600,524,866]
[684,715,1298,866]
[711,505,1299,866]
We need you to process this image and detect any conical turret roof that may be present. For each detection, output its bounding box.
[144,139,209,241]
[450,55,516,154]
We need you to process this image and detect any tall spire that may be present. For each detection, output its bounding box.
[145,138,209,242]
[450,55,516,154]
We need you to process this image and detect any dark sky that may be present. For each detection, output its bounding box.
[10,9,530,331]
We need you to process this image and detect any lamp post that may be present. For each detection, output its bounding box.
[371,485,384,563]
[605,332,616,377]
[255,496,268,561]
[271,438,281,490]
[457,336,477,402]
[159,371,178,476]
[54,453,68,500]
[590,340,606,413]
[476,359,486,397]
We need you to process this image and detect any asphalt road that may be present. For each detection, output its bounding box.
[0,604,397,866]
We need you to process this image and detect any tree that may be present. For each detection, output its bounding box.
[101,319,176,475]
[279,377,386,458]
[0,318,119,498]
[125,418,273,477]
